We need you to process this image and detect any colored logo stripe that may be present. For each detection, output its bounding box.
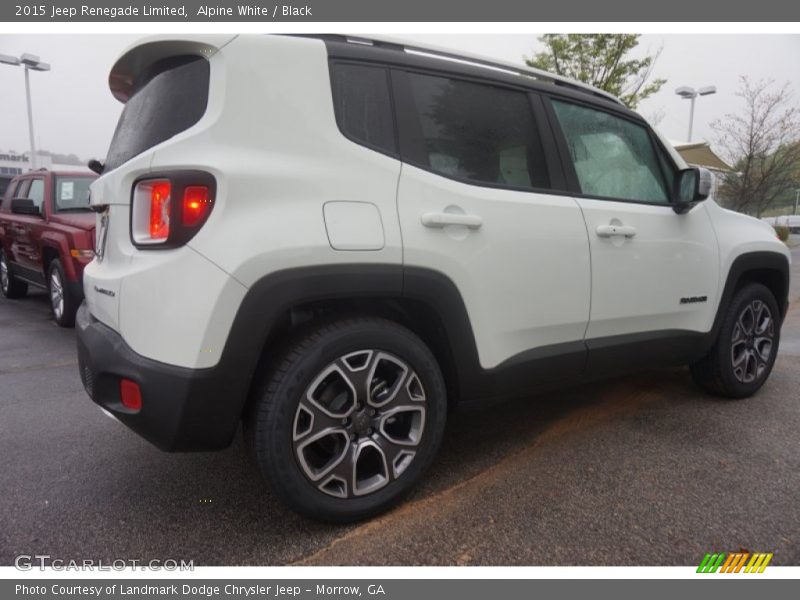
[697,552,773,573]
[697,553,726,573]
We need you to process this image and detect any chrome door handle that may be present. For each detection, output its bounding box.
[421,212,483,229]
[596,224,636,238]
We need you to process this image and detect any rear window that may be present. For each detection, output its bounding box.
[330,63,397,155]
[55,176,94,211]
[105,56,210,171]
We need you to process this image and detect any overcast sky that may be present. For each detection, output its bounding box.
[1,33,799,161]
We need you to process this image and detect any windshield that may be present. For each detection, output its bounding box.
[54,176,94,211]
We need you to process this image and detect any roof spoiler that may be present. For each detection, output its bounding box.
[108,35,237,102]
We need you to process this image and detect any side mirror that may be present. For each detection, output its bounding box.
[674,167,713,214]
[88,159,105,175]
[11,198,42,216]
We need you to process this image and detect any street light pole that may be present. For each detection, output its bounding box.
[676,85,717,142]
[795,189,799,216]
[23,65,38,169]
[0,52,50,172]
[687,95,696,141]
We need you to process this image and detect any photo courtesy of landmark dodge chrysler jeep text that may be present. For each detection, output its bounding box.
[76,34,791,521]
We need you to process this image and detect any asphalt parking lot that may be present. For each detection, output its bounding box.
[1,242,799,567]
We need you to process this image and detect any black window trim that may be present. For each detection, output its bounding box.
[542,93,683,209]
[328,59,401,161]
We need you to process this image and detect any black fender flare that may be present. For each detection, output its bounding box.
[711,251,791,338]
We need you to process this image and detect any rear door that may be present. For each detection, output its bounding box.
[393,69,591,373]
[5,178,32,269]
[9,176,47,276]
[545,97,719,362]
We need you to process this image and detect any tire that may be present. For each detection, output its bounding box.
[246,317,447,522]
[691,283,781,398]
[47,259,78,327]
[0,249,28,299]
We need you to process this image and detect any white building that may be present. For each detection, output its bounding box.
[0,150,90,174]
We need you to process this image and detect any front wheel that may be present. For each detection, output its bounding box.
[47,259,79,327]
[246,317,447,522]
[691,283,781,398]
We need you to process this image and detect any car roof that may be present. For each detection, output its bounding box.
[304,34,629,112]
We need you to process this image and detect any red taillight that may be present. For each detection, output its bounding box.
[182,186,211,227]
[131,174,215,247]
[119,378,142,412]
[149,181,171,240]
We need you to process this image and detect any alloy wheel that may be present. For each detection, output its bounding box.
[292,350,427,499]
[50,270,64,320]
[730,299,774,384]
[0,255,8,294]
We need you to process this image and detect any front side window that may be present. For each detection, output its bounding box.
[26,179,45,211]
[551,100,670,203]
[331,63,396,155]
[403,72,550,190]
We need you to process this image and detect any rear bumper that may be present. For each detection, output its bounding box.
[75,303,241,451]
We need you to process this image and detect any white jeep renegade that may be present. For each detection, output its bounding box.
[77,34,791,521]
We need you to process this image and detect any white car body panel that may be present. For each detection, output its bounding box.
[398,164,591,369]
[83,33,790,375]
[579,199,720,339]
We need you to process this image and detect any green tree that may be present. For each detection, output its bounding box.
[713,77,800,217]
[526,34,666,109]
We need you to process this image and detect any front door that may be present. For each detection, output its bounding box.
[546,98,720,348]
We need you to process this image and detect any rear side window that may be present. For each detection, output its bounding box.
[331,63,396,155]
[401,72,550,190]
[105,56,210,172]
[551,100,670,203]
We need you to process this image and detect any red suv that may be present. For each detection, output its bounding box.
[0,170,97,326]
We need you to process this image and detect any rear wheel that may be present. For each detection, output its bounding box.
[246,317,447,522]
[47,259,78,327]
[691,283,781,398]
[0,250,28,299]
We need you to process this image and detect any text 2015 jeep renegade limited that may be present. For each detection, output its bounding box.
[76,34,791,521]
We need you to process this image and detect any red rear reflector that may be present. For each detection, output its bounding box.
[182,185,211,226]
[149,181,171,240]
[120,379,142,412]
